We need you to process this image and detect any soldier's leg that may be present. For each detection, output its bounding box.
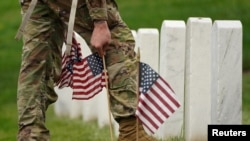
[72,1,157,139]
[105,47,157,141]
[103,24,157,141]
[17,1,64,141]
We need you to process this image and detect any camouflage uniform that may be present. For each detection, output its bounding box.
[17,0,156,140]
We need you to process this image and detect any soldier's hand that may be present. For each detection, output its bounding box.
[91,20,111,56]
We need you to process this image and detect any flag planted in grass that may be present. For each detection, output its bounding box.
[136,62,181,133]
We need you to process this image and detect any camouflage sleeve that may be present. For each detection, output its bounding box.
[86,0,108,21]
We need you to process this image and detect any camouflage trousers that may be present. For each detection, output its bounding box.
[17,0,138,140]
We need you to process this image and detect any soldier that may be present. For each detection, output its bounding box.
[16,0,157,140]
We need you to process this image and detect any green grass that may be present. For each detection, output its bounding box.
[0,0,250,141]
[0,103,114,141]
[46,107,113,141]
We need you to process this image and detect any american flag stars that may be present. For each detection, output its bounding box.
[140,63,159,94]
[87,53,103,76]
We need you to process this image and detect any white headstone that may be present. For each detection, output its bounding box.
[156,20,186,139]
[54,87,73,117]
[96,88,112,128]
[211,20,242,124]
[185,17,212,141]
[135,28,160,135]
[137,28,159,71]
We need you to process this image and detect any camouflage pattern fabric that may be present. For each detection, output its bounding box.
[17,0,139,140]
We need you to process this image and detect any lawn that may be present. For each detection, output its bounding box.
[0,0,249,141]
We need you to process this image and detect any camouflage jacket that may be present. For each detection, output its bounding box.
[16,0,120,46]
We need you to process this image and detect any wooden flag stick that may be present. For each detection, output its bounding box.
[101,55,114,141]
[136,47,141,141]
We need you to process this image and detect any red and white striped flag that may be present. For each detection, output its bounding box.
[56,37,106,100]
[136,62,181,134]
[57,36,181,133]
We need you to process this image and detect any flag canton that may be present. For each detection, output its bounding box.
[140,63,159,93]
[87,53,104,76]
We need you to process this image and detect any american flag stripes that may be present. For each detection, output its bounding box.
[71,53,106,100]
[56,37,106,100]
[57,36,180,133]
[136,62,181,134]
[56,38,80,88]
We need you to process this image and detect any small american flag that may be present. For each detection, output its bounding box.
[56,37,105,100]
[72,53,106,99]
[136,62,181,134]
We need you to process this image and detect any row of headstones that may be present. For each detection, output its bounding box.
[53,17,242,141]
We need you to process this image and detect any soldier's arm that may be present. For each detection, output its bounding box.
[86,0,111,55]
[86,0,108,21]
